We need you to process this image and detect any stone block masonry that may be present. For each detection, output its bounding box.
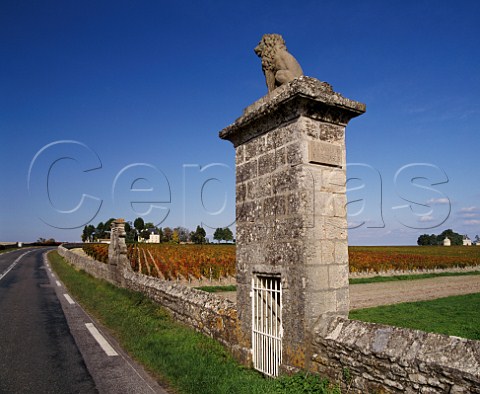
[57,244,250,362]
[58,237,480,392]
[312,316,480,393]
[54,71,479,392]
[220,76,365,369]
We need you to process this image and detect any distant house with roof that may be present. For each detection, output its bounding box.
[443,237,451,246]
[463,235,472,246]
[139,228,161,243]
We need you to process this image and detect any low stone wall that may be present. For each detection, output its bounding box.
[122,269,249,361]
[311,316,480,393]
[58,244,479,392]
[58,245,116,284]
[57,245,250,362]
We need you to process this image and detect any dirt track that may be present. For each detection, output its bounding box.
[217,275,480,310]
[349,275,480,310]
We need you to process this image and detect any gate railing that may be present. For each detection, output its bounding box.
[251,275,283,377]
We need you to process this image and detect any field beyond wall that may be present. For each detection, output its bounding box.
[81,244,480,279]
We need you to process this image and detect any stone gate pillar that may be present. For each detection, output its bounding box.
[219,76,365,370]
[109,218,129,285]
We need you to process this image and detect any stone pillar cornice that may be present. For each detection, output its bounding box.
[219,76,366,147]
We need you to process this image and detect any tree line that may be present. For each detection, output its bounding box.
[417,229,478,246]
[81,217,234,244]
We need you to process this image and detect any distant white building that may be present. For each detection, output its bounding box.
[148,233,160,243]
[463,235,472,246]
[139,228,160,243]
[443,237,451,246]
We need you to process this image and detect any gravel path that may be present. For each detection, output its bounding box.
[349,274,480,310]
[216,275,480,310]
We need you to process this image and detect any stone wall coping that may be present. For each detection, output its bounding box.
[58,245,480,392]
[122,269,237,311]
[219,76,366,144]
[314,316,480,391]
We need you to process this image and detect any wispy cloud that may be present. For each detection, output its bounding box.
[464,220,480,226]
[458,206,480,223]
[427,198,450,205]
[459,206,478,213]
[419,215,434,222]
[462,213,479,218]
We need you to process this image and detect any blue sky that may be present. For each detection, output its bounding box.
[1,1,479,245]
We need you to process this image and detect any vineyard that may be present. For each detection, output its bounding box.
[349,246,480,273]
[127,244,235,280]
[82,243,109,264]
[81,244,480,280]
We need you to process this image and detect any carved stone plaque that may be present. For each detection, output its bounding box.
[308,140,343,167]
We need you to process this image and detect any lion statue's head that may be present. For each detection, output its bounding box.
[254,34,287,72]
[254,34,303,93]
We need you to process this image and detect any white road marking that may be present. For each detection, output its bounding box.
[0,251,32,282]
[85,323,118,356]
[63,294,75,305]
[56,280,62,287]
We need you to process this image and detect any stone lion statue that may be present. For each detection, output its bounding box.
[254,33,303,93]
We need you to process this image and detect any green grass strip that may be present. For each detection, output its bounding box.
[195,285,237,293]
[49,251,341,394]
[349,293,480,340]
[349,270,480,284]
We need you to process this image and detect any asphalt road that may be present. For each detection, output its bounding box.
[0,248,167,394]
[0,247,96,393]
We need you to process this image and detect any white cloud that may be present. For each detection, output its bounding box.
[459,206,478,213]
[461,213,479,218]
[427,198,450,205]
[464,219,480,226]
[458,206,480,220]
[419,215,434,222]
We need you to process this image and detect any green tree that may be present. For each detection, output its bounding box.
[213,228,224,243]
[140,229,151,242]
[174,227,189,243]
[81,227,88,242]
[172,230,179,244]
[124,221,136,243]
[418,230,463,246]
[191,225,206,244]
[417,233,438,246]
[134,217,145,232]
[81,224,96,242]
[223,227,233,243]
[96,222,106,240]
[104,218,116,237]
[163,227,173,242]
[144,222,155,230]
[437,229,463,245]
[213,227,234,243]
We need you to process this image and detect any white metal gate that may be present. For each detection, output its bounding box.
[251,275,283,377]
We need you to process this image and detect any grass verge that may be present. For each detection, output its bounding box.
[195,285,237,293]
[48,251,342,394]
[349,293,480,340]
[0,247,19,254]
